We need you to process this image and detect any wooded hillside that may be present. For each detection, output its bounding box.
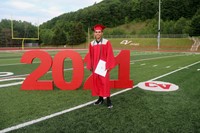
[41,0,200,29]
[0,0,200,46]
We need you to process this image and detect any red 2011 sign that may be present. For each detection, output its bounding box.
[20,50,133,90]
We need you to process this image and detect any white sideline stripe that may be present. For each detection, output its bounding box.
[1,60,200,133]
[0,100,97,133]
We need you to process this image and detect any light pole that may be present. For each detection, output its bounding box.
[157,0,161,50]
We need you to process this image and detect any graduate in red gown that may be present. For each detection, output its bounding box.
[86,24,115,108]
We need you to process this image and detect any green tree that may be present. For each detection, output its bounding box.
[162,20,175,34]
[174,17,188,34]
[139,19,158,34]
[190,14,200,36]
[40,29,54,45]
[110,28,125,35]
[0,19,38,47]
[67,22,86,45]
[52,21,67,45]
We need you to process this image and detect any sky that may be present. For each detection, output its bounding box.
[0,0,103,25]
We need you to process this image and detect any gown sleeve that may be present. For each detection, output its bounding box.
[106,41,115,70]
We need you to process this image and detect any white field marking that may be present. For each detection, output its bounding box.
[130,54,189,63]
[1,60,200,133]
[166,66,171,68]
[197,69,200,71]
[0,52,186,67]
[140,63,146,66]
[0,72,13,77]
[0,50,89,67]
[0,58,20,61]
[0,58,75,67]
[0,50,89,59]
[148,61,200,81]
[0,58,73,67]
[0,67,73,81]
[0,62,40,67]
[0,53,195,80]
[0,78,25,88]
[153,65,158,67]
[0,48,88,53]
[0,67,73,88]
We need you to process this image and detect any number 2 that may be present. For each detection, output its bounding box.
[20,51,53,90]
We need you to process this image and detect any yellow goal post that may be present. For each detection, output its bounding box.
[11,19,39,50]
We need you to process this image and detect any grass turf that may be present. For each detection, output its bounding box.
[0,50,200,133]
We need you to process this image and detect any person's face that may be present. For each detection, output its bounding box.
[94,30,103,40]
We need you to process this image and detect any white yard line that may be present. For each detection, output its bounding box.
[130,54,188,63]
[166,66,171,68]
[0,53,186,67]
[140,63,146,66]
[1,60,200,133]
[0,62,40,67]
[0,68,73,80]
[0,53,190,80]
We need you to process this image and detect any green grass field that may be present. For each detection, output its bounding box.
[0,49,200,133]
[42,37,195,52]
[108,38,193,51]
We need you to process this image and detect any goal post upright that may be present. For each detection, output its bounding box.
[11,19,40,50]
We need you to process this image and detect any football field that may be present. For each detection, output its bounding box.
[0,49,200,133]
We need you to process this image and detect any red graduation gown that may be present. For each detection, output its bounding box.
[87,38,115,97]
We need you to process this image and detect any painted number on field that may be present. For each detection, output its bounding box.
[138,81,179,92]
[0,72,25,88]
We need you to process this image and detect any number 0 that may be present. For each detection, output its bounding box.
[52,50,84,90]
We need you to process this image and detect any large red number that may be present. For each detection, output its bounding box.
[20,50,53,90]
[52,50,84,90]
[112,50,133,88]
[83,50,133,89]
[83,53,92,89]
[21,50,133,90]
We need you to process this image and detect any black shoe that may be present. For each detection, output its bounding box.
[94,97,104,105]
[107,99,113,108]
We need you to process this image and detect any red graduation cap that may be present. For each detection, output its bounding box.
[93,24,106,31]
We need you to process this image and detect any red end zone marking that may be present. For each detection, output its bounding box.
[138,81,179,92]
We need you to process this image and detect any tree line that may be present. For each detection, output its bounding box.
[0,19,38,47]
[41,0,200,36]
[0,0,200,47]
